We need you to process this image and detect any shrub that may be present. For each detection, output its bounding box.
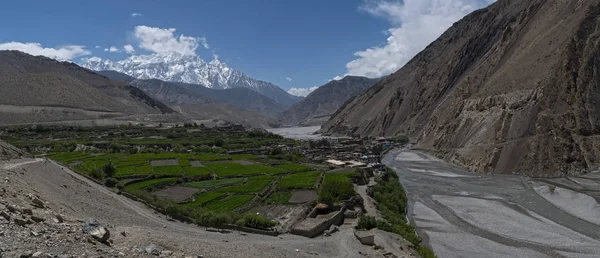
[104,177,119,187]
[90,168,105,180]
[242,213,276,230]
[318,176,355,203]
[357,215,377,230]
[101,162,117,178]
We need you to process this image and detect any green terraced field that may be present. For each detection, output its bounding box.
[178,158,191,167]
[184,192,226,207]
[217,176,274,193]
[47,152,93,163]
[230,154,261,160]
[324,171,355,182]
[184,178,245,190]
[125,177,177,192]
[278,171,321,189]
[153,166,184,175]
[74,159,108,174]
[274,163,312,172]
[203,194,255,212]
[183,166,213,177]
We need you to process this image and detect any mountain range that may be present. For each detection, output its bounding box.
[81,52,302,107]
[280,76,379,126]
[98,70,287,117]
[321,0,600,177]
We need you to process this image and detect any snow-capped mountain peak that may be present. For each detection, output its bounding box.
[80,52,301,106]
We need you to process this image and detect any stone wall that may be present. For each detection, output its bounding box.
[290,206,346,238]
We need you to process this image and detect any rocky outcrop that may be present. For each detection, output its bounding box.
[321,0,600,177]
[82,219,110,243]
[0,140,26,160]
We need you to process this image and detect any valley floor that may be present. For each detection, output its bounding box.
[1,157,416,257]
[383,150,600,258]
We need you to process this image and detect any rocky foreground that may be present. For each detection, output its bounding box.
[0,157,417,258]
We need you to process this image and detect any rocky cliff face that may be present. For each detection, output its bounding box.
[280,76,378,126]
[321,0,600,177]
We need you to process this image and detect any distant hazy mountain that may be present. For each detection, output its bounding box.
[280,76,379,126]
[125,77,286,117]
[81,52,302,107]
[0,50,176,125]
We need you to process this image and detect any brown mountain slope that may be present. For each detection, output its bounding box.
[0,51,175,124]
[280,76,379,126]
[173,103,282,129]
[321,0,600,177]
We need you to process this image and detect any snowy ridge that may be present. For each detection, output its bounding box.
[81,52,301,106]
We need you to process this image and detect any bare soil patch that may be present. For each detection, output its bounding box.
[154,186,198,203]
[288,190,318,203]
[233,160,257,165]
[248,205,308,232]
[150,159,178,167]
[190,160,204,167]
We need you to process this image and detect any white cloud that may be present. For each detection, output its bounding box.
[131,13,143,17]
[133,26,209,56]
[104,46,120,53]
[345,0,494,78]
[0,42,90,61]
[286,77,292,82]
[288,86,319,97]
[95,45,102,49]
[123,44,135,54]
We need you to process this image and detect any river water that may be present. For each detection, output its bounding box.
[270,127,600,257]
[383,149,600,258]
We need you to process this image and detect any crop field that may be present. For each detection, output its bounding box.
[0,125,318,230]
[324,171,355,182]
[202,194,255,212]
[206,163,285,177]
[184,178,245,190]
[125,177,177,192]
[274,163,312,172]
[47,152,94,163]
[278,171,321,189]
[183,166,213,177]
[153,166,184,175]
[184,192,226,207]
[217,176,274,193]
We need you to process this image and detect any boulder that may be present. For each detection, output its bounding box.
[22,208,33,215]
[14,218,28,227]
[31,216,45,223]
[145,244,161,256]
[82,219,110,243]
[354,230,375,246]
[31,198,44,208]
[55,214,64,223]
[0,211,10,221]
[6,205,17,213]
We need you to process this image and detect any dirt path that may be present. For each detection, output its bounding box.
[2,158,44,170]
[355,183,381,220]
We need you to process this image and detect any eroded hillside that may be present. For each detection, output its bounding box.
[321,0,600,177]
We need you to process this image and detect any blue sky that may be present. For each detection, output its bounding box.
[0,0,493,96]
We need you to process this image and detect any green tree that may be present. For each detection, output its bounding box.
[102,161,117,178]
